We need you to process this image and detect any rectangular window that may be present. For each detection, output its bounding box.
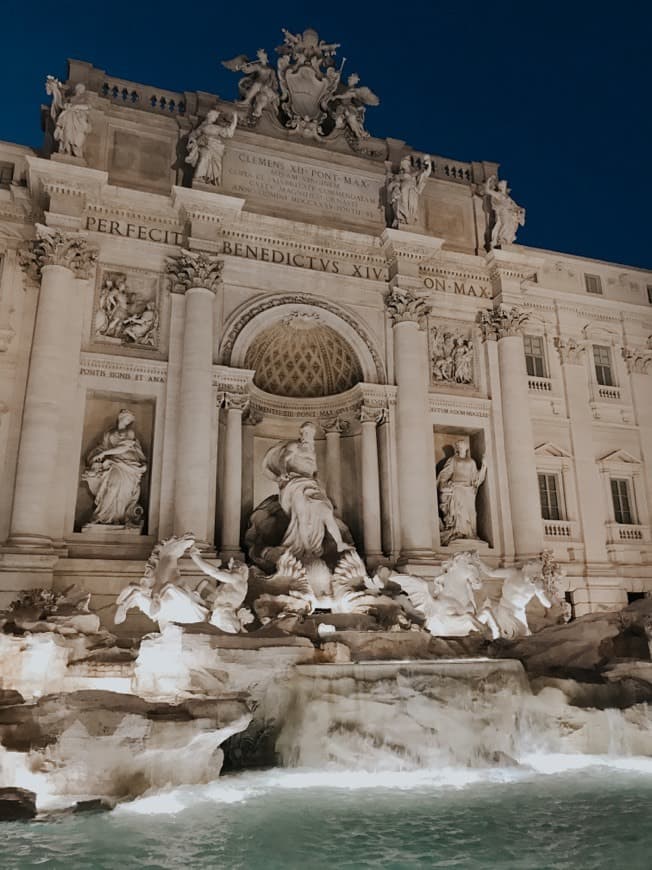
[0,162,13,189]
[647,285,652,305]
[593,344,613,386]
[611,478,634,524]
[585,273,603,295]
[538,473,561,521]
[524,335,547,378]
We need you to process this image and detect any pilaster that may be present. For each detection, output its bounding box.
[8,226,97,549]
[358,405,386,566]
[166,249,223,545]
[478,305,542,559]
[555,337,611,570]
[385,287,437,563]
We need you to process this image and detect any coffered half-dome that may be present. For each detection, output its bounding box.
[244,312,363,398]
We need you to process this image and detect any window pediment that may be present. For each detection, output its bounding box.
[534,442,572,459]
[598,449,641,467]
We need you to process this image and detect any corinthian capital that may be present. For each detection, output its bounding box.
[477,305,529,341]
[321,416,350,435]
[385,288,431,329]
[554,336,587,365]
[19,224,98,281]
[358,405,387,425]
[219,391,250,412]
[167,248,223,294]
[622,345,652,375]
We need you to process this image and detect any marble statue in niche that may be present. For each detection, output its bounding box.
[385,154,432,228]
[263,421,352,562]
[94,272,158,348]
[81,409,147,531]
[222,49,279,120]
[437,440,487,545]
[478,175,525,248]
[430,327,474,385]
[186,109,238,186]
[45,76,91,158]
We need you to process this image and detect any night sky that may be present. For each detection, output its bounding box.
[2,0,649,269]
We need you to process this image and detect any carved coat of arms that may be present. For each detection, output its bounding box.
[223,27,379,147]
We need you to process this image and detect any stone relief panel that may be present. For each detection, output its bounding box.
[93,268,160,350]
[74,393,154,534]
[428,322,476,388]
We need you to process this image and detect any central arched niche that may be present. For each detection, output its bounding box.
[244,312,363,398]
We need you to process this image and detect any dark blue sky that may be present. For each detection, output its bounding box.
[2,0,650,269]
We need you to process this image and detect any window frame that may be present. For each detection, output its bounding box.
[0,162,14,190]
[610,477,635,525]
[584,273,603,295]
[592,343,614,387]
[524,334,548,378]
[538,472,563,521]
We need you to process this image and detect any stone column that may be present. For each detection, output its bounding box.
[322,416,347,513]
[386,288,436,562]
[479,306,542,559]
[623,345,652,521]
[358,405,385,564]
[10,226,97,547]
[220,391,249,561]
[166,249,223,545]
[555,337,609,566]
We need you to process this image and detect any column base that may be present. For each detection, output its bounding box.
[364,552,387,572]
[396,550,440,577]
[4,533,56,553]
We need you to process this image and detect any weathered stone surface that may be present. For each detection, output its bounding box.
[493,599,652,680]
[73,798,115,814]
[321,629,433,661]
[0,689,251,808]
[0,788,37,821]
[0,690,24,707]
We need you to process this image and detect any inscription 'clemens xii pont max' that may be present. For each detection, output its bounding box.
[222,148,383,222]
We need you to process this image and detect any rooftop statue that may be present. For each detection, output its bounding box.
[329,73,379,142]
[222,49,279,121]
[186,109,238,187]
[223,28,379,146]
[45,76,91,159]
[385,154,432,228]
[478,175,526,248]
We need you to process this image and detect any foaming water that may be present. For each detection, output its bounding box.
[4,765,652,870]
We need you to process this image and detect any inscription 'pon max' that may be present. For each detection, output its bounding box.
[423,276,492,298]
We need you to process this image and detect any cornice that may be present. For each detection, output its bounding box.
[86,202,182,229]
[239,381,396,421]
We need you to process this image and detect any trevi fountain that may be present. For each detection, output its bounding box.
[0,24,651,870]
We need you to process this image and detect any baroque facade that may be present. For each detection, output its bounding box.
[0,30,650,619]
